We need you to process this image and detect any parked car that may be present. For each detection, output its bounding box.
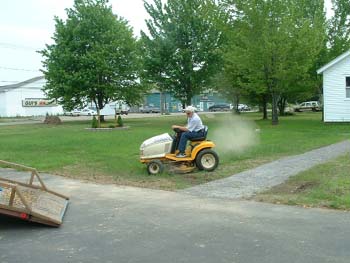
[140,106,160,113]
[238,104,251,111]
[294,101,321,112]
[80,108,97,116]
[208,103,231,112]
[115,108,129,115]
[64,109,82,116]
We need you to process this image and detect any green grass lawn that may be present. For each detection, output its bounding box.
[0,112,349,191]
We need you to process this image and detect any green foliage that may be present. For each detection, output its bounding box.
[328,0,350,59]
[141,0,223,106]
[117,115,123,127]
[91,115,98,128]
[219,0,326,124]
[40,0,143,114]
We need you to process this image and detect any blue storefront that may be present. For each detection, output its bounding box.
[142,91,230,113]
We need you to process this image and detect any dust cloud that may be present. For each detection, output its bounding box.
[206,114,259,154]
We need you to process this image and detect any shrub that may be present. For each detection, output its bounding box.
[91,116,98,128]
[117,115,123,127]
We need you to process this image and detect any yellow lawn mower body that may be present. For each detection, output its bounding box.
[140,127,219,175]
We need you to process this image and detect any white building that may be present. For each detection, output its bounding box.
[0,76,63,117]
[317,50,350,122]
[0,76,131,117]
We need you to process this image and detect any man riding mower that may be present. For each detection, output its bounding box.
[139,106,219,175]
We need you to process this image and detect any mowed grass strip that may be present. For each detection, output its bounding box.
[252,154,350,210]
[0,112,349,190]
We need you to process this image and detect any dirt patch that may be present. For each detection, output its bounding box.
[256,180,319,196]
[291,181,319,193]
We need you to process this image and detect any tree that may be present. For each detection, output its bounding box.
[278,0,327,115]
[141,0,223,107]
[217,5,269,118]
[40,0,142,126]
[220,0,325,124]
[139,31,174,113]
[328,0,350,59]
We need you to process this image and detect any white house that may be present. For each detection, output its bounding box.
[0,76,63,117]
[317,50,350,122]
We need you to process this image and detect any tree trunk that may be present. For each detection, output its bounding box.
[262,95,268,120]
[271,93,279,125]
[97,108,101,128]
[186,96,192,107]
[97,95,105,123]
[278,97,287,116]
[234,95,240,114]
[163,92,168,114]
[160,91,164,114]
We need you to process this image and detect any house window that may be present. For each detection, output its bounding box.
[346,77,350,98]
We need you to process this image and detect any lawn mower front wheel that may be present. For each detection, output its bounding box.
[147,160,164,175]
[195,149,219,171]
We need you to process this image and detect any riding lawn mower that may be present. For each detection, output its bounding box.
[140,126,219,175]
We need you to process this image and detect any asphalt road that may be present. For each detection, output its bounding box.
[1,170,350,263]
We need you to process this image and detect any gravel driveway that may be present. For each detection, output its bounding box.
[180,140,350,199]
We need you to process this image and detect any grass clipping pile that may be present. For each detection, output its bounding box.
[43,115,62,125]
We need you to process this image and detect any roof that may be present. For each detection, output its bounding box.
[317,50,350,74]
[0,76,45,92]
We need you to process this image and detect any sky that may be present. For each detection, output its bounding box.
[0,0,333,85]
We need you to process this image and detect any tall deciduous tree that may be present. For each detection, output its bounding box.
[328,0,350,59]
[221,0,325,124]
[278,0,327,115]
[40,0,142,125]
[217,3,269,118]
[141,0,223,107]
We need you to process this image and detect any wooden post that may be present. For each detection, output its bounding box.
[9,187,15,206]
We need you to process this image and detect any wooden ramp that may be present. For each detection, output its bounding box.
[0,160,69,227]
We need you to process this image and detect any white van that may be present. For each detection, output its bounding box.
[294,101,321,112]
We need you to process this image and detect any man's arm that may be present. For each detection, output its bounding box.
[171,125,189,131]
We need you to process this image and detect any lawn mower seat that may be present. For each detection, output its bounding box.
[189,125,208,142]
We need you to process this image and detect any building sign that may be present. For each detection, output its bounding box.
[22,98,58,107]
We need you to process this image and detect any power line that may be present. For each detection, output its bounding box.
[0,66,41,72]
[0,42,42,51]
[0,80,20,83]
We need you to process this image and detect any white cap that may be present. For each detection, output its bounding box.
[184,106,196,112]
